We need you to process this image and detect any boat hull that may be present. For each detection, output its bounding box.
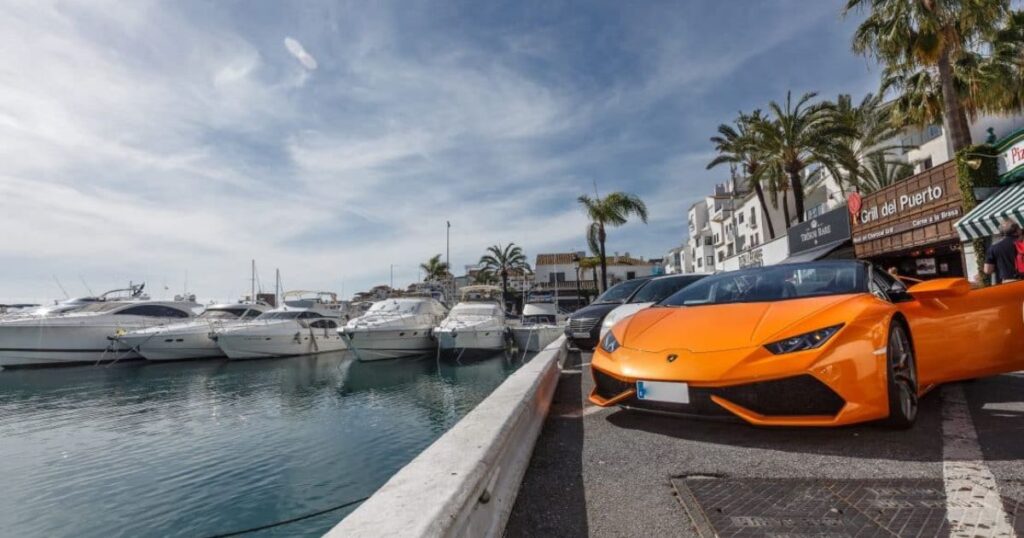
[217,330,347,359]
[0,323,142,367]
[342,329,436,361]
[434,328,506,352]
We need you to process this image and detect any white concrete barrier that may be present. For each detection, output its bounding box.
[324,336,567,538]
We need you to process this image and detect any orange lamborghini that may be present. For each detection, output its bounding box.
[589,261,1024,428]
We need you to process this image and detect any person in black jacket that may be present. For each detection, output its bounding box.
[984,219,1022,284]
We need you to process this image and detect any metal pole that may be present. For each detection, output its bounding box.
[390,265,394,290]
[446,221,450,271]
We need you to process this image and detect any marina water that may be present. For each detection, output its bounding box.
[0,351,531,537]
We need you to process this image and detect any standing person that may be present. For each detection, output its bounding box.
[983,219,1022,284]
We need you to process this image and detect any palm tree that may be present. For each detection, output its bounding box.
[708,110,778,240]
[861,153,915,193]
[577,256,601,300]
[578,192,648,291]
[472,269,496,285]
[756,92,853,224]
[478,243,530,307]
[419,254,449,282]
[846,0,1011,152]
[825,92,911,194]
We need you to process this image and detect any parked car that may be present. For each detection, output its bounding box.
[589,260,1024,428]
[565,277,651,350]
[598,274,708,340]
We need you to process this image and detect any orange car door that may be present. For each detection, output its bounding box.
[900,281,1024,384]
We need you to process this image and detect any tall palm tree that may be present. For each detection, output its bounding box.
[825,92,910,194]
[861,153,915,193]
[577,256,600,300]
[578,192,648,291]
[478,243,530,306]
[756,92,852,224]
[419,254,449,282]
[708,110,778,240]
[846,0,1010,152]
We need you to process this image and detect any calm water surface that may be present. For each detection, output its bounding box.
[0,351,530,537]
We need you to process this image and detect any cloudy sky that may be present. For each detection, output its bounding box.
[0,1,879,302]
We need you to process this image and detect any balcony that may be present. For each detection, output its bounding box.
[710,205,732,222]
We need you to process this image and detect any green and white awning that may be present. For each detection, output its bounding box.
[955,180,1024,241]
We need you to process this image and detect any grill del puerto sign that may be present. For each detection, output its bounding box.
[996,128,1024,183]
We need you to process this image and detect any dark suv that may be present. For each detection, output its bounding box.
[565,277,651,351]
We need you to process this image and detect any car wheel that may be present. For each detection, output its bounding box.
[885,322,918,429]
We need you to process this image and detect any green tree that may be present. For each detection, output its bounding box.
[861,153,915,193]
[825,92,910,194]
[577,256,601,301]
[708,110,779,240]
[419,254,449,282]
[578,192,648,291]
[756,92,853,223]
[846,0,1011,151]
[478,243,530,307]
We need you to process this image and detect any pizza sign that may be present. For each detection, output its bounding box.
[998,136,1024,177]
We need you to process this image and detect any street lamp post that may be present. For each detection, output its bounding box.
[572,252,582,310]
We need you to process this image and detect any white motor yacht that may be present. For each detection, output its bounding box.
[341,297,448,361]
[0,292,199,368]
[215,308,346,359]
[433,286,508,355]
[510,303,566,352]
[118,303,270,361]
[283,290,354,322]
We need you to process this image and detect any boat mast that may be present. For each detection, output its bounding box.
[251,260,256,303]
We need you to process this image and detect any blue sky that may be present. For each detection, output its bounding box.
[0,1,880,302]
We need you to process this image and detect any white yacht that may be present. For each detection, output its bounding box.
[0,292,199,368]
[283,290,354,321]
[510,303,565,352]
[433,286,508,355]
[215,307,346,359]
[118,303,270,361]
[341,297,448,361]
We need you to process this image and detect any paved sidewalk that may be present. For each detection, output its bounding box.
[506,351,1024,537]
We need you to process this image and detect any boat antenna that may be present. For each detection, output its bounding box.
[250,259,256,302]
[52,275,70,299]
[78,275,95,296]
[275,268,281,307]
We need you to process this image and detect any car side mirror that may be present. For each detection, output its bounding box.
[907,278,970,300]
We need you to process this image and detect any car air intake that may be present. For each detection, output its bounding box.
[711,375,845,416]
[593,369,631,400]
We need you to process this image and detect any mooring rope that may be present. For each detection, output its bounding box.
[201,495,371,538]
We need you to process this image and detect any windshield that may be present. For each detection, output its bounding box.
[451,304,499,317]
[593,279,648,304]
[197,309,244,320]
[660,262,867,307]
[74,302,129,313]
[630,275,706,303]
[254,311,303,320]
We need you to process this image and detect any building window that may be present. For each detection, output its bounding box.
[706,256,714,267]
[717,251,724,262]
[713,233,720,244]
[921,157,933,171]
[548,272,566,284]
[750,208,756,225]
[727,244,734,256]
[705,236,714,246]
[752,233,760,246]
[697,257,702,268]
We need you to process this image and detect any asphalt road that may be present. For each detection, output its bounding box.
[506,351,1024,537]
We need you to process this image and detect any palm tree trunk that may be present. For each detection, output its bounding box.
[501,269,509,310]
[937,49,972,152]
[789,170,805,223]
[598,223,608,292]
[591,268,598,302]
[752,181,776,240]
[779,189,791,227]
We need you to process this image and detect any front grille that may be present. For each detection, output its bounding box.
[712,375,845,416]
[593,369,631,400]
[621,375,844,418]
[569,317,598,333]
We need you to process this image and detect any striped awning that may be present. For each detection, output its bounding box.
[955,181,1024,241]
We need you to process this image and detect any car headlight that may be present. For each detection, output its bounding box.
[601,331,621,353]
[764,324,843,355]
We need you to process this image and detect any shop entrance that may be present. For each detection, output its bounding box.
[866,240,965,280]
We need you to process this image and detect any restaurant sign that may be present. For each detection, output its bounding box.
[852,207,962,244]
[787,206,852,255]
[997,129,1024,183]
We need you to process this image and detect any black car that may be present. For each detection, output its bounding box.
[565,277,651,350]
[566,274,708,351]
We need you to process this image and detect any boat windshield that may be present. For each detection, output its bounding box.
[198,309,245,320]
[73,302,128,313]
[254,311,303,320]
[450,304,500,318]
[368,301,421,314]
[629,275,706,304]
[593,279,648,304]
[660,262,867,307]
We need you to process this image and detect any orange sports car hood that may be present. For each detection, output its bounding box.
[620,294,857,353]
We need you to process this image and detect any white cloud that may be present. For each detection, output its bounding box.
[284,37,318,70]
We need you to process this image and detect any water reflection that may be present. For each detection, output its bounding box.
[0,350,531,537]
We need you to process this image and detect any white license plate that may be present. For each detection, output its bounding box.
[636,380,690,404]
[571,332,591,339]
